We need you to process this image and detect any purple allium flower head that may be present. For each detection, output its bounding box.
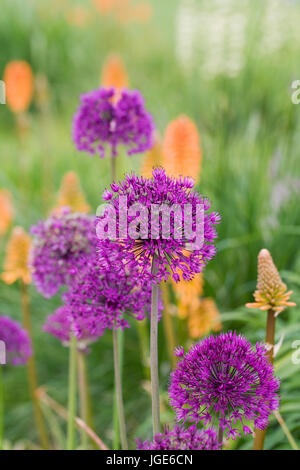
[63,241,160,338]
[169,331,280,440]
[136,425,219,450]
[43,306,101,353]
[0,315,32,365]
[30,208,97,298]
[97,167,221,284]
[72,87,154,158]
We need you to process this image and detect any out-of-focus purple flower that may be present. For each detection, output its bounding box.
[30,208,97,298]
[0,315,32,365]
[169,331,280,440]
[72,87,154,158]
[136,425,219,450]
[63,241,160,339]
[43,306,102,352]
[98,167,220,284]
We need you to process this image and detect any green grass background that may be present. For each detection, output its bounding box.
[0,0,300,450]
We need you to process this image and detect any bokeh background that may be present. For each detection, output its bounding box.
[0,0,300,450]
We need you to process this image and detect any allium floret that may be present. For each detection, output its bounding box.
[63,241,159,338]
[98,167,221,284]
[72,87,154,158]
[0,315,32,365]
[169,331,280,439]
[43,305,101,352]
[136,425,219,450]
[30,208,97,298]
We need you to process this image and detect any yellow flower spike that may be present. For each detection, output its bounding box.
[246,248,296,316]
[173,274,204,319]
[141,132,162,178]
[188,298,222,339]
[0,189,14,236]
[4,61,34,114]
[2,227,31,285]
[101,54,129,99]
[53,171,91,214]
[162,115,202,183]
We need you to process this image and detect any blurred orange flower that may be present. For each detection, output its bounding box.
[66,6,90,27]
[94,0,152,24]
[101,54,129,97]
[172,274,203,319]
[53,171,91,214]
[0,189,14,236]
[127,2,152,23]
[246,248,296,315]
[2,227,31,285]
[93,0,116,14]
[141,132,162,178]
[188,298,222,339]
[4,61,34,114]
[162,115,202,183]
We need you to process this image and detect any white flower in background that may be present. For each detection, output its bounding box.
[175,0,198,74]
[175,0,300,78]
[259,0,289,55]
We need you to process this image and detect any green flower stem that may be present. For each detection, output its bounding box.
[113,328,128,450]
[67,335,77,450]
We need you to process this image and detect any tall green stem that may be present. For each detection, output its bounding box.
[113,329,128,449]
[0,366,4,450]
[67,335,77,450]
[253,308,276,450]
[150,260,160,436]
[20,281,49,449]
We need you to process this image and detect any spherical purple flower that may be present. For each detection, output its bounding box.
[97,167,221,284]
[43,306,102,352]
[169,331,280,440]
[72,87,154,158]
[30,208,97,298]
[62,241,159,339]
[0,315,32,365]
[136,425,219,450]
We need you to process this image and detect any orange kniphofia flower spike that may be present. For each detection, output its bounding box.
[188,298,222,339]
[2,227,31,284]
[53,171,91,214]
[246,249,296,315]
[0,189,14,235]
[173,274,204,319]
[162,115,202,183]
[101,54,129,98]
[4,61,34,114]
